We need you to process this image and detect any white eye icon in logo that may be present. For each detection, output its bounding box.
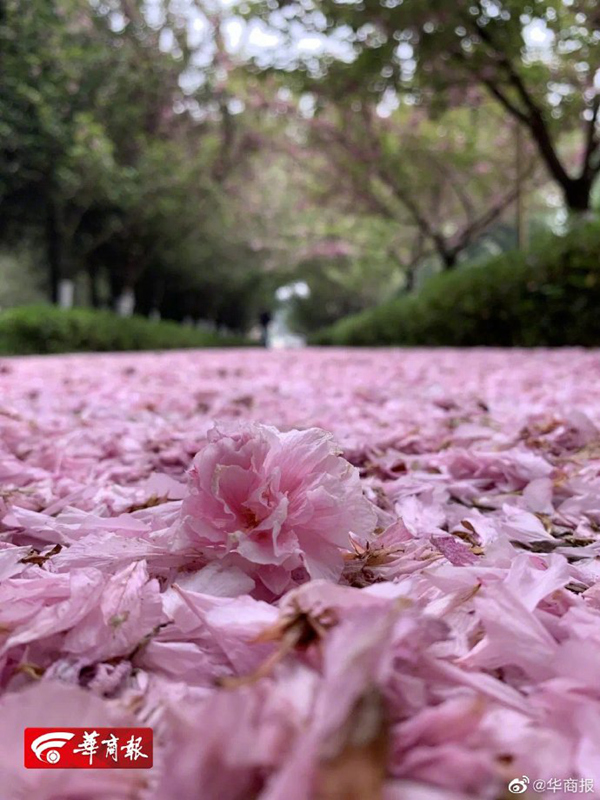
[30,732,76,764]
[508,776,530,794]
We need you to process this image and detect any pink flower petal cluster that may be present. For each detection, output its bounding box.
[179,424,376,593]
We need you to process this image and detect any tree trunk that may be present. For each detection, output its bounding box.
[46,202,62,304]
[58,279,74,309]
[441,250,458,270]
[563,178,592,213]
[108,270,122,311]
[152,277,165,317]
[116,288,135,317]
[115,257,139,316]
[515,122,526,250]
[89,264,101,308]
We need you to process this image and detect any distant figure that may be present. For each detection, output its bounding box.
[259,310,272,347]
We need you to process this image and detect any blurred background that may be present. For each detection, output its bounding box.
[1,0,600,353]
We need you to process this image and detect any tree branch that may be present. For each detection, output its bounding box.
[459,16,571,190]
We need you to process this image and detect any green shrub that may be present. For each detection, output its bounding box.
[311,220,600,347]
[0,306,247,355]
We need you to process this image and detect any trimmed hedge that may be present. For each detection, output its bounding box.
[0,306,246,355]
[312,220,600,347]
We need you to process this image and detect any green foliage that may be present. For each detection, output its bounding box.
[3,0,594,330]
[312,219,600,347]
[262,0,600,211]
[0,306,246,355]
[0,0,272,326]
[0,251,47,308]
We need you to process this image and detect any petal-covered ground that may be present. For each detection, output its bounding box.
[2,348,600,799]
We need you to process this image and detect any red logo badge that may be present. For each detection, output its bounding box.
[24,728,153,769]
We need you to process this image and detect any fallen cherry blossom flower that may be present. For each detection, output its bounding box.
[178,423,377,594]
